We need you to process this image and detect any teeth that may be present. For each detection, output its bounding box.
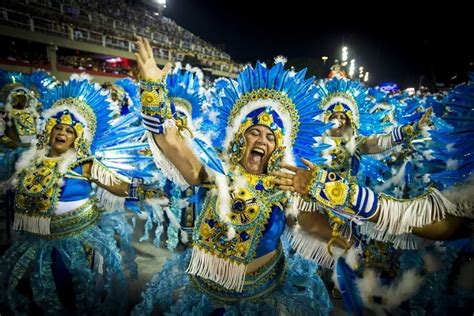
[253,148,265,155]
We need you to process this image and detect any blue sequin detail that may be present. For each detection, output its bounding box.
[256,206,285,257]
[60,165,92,202]
[255,181,264,191]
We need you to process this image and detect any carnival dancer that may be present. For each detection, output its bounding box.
[132,37,333,315]
[0,74,135,315]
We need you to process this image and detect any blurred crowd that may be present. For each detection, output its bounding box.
[1,0,241,74]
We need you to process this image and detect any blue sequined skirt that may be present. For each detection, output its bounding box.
[99,210,138,279]
[0,225,127,315]
[133,245,333,316]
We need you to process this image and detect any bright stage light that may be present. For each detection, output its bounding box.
[349,59,355,77]
[156,0,166,4]
[342,47,348,62]
[364,72,369,82]
[106,57,122,63]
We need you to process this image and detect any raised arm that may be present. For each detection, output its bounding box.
[135,36,207,186]
[359,108,432,155]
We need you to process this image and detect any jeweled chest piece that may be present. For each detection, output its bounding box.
[229,188,259,225]
[327,138,351,170]
[22,158,60,195]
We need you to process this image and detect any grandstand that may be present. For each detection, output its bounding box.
[0,0,240,82]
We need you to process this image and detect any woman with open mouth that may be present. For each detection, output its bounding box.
[132,36,333,315]
[0,75,135,315]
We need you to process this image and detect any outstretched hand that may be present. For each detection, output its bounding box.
[418,107,432,128]
[135,36,172,81]
[270,158,318,195]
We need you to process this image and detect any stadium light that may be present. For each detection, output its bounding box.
[342,47,348,62]
[349,59,355,77]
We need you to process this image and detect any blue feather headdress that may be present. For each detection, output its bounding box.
[314,77,388,136]
[0,69,56,110]
[166,63,205,121]
[113,77,141,115]
[206,59,330,169]
[40,74,114,159]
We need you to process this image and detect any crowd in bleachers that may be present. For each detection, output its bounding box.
[57,54,137,76]
[1,0,241,74]
[0,38,50,67]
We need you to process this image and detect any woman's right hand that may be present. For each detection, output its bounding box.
[135,36,172,81]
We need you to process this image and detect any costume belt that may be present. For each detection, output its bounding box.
[190,243,287,303]
[21,198,100,240]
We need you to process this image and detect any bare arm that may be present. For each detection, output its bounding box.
[136,36,207,186]
[360,107,432,155]
[297,211,335,242]
[151,127,208,185]
[83,161,129,197]
[274,156,467,241]
[359,134,395,155]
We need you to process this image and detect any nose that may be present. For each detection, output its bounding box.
[255,134,267,145]
[56,127,66,135]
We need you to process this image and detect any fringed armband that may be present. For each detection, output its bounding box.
[307,169,378,220]
[140,79,191,137]
[140,79,174,134]
[391,122,421,144]
[283,227,335,268]
[90,159,131,186]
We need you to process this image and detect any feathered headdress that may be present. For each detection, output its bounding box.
[0,69,56,116]
[314,77,388,137]
[166,63,205,121]
[205,59,331,170]
[39,74,114,159]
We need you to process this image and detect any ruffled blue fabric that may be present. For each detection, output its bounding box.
[133,245,332,316]
[99,210,138,279]
[0,226,127,315]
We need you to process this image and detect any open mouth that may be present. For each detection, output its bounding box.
[55,136,66,144]
[249,148,265,164]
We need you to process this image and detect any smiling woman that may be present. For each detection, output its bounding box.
[49,124,77,157]
[132,36,333,315]
[240,125,276,174]
[0,75,135,315]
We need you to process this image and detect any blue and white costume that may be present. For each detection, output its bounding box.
[132,59,333,315]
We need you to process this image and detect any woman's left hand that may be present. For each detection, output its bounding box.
[418,107,432,128]
[270,158,318,195]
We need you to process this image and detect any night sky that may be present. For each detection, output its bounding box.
[157,0,472,89]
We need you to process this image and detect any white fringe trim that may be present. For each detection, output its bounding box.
[90,160,124,186]
[283,227,334,268]
[359,222,434,250]
[146,131,189,188]
[96,187,126,211]
[376,133,394,151]
[293,195,322,213]
[13,213,51,235]
[186,246,246,292]
[375,188,458,235]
